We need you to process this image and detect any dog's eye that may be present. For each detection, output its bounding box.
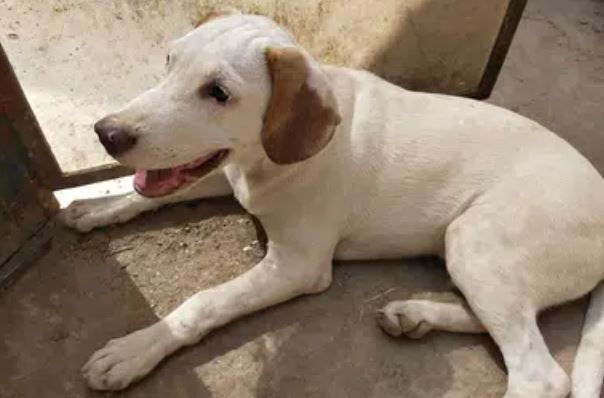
[206,83,230,104]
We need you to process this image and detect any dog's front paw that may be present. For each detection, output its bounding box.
[377,300,433,339]
[60,199,104,232]
[60,194,149,232]
[82,324,175,391]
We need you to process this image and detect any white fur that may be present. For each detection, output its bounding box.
[63,13,604,397]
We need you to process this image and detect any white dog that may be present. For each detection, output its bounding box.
[61,10,604,398]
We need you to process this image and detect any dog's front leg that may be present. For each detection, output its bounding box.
[82,241,333,391]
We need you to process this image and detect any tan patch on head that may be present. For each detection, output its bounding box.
[195,8,238,28]
[262,47,341,165]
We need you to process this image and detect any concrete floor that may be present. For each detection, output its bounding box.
[2,0,604,397]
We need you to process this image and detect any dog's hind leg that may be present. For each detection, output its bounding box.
[377,299,485,338]
[444,209,573,398]
[61,171,232,232]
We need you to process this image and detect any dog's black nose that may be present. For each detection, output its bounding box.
[94,117,138,156]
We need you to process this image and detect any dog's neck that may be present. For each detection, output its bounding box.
[223,143,333,218]
[224,66,354,218]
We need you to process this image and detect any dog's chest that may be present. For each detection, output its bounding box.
[223,165,270,216]
[225,168,254,210]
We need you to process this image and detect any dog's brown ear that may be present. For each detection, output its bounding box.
[195,8,238,28]
[262,47,341,165]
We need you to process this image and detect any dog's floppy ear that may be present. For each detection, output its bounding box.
[195,8,239,28]
[262,47,341,165]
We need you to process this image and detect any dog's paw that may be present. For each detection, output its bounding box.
[376,300,433,339]
[60,194,148,232]
[82,324,174,391]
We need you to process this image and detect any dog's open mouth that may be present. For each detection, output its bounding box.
[133,150,229,198]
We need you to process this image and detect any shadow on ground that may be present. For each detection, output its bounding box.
[364,0,508,95]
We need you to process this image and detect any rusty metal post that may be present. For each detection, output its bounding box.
[0,42,59,284]
[0,43,65,187]
[0,42,133,190]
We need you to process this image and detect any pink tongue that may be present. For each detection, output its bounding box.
[134,168,187,198]
[133,153,216,198]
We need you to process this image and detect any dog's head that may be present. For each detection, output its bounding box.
[94,10,341,198]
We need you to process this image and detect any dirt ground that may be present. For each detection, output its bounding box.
[2,0,604,397]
